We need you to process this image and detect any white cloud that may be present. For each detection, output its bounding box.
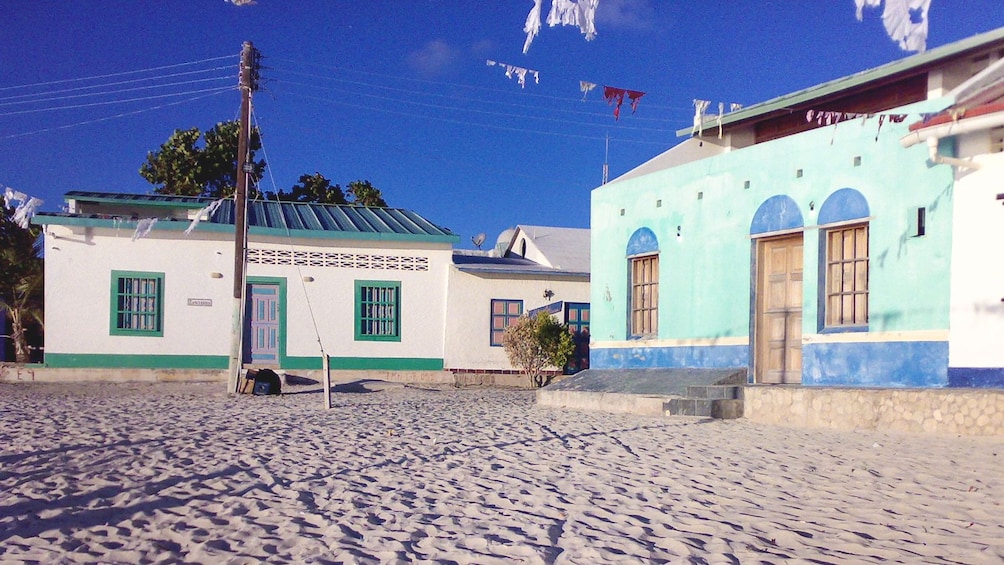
[407,40,461,77]
[599,0,656,31]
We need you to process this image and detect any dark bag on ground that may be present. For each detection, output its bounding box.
[252,369,282,396]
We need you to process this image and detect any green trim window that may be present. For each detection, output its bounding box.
[825,224,869,327]
[355,280,401,341]
[110,271,164,336]
[490,299,523,346]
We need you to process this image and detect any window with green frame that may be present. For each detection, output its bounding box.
[490,299,523,346]
[355,280,401,341]
[110,271,164,336]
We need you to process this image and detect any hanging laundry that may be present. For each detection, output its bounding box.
[522,0,600,54]
[3,187,28,209]
[874,114,887,141]
[487,59,540,88]
[855,0,932,52]
[184,199,225,235]
[603,86,646,120]
[523,0,544,54]
[489,59,540,88]
[580,80,597,100]
[11,197,42,229]
[132,218,158,241]
[692,99,711,136]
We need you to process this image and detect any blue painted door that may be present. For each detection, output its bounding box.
[246,284,279,364]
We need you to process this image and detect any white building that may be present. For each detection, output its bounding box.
[445,225,591,384]
[32,193,591,385]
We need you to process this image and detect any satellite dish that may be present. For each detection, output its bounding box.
[494,227,516,257]
[472,232,486,249]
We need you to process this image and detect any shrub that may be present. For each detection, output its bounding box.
[501,311,575,388]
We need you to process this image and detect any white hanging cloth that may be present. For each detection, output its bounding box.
[132,218,158,241]
[523,0,599,54]
[12,197,42,229]
[184,199,225,235]
[856,0,932,52]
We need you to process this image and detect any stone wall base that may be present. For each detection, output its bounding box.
[744,385,1004,436]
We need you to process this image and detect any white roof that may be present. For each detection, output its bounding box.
[509,225,590,273]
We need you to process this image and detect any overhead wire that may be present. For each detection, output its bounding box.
[279,89,666,146]
[0,65,235,103]
[0,54,236,92]
[0,90,232,140]
[0,77,235,109]
[269,56,695,113]
[271,66,678,125]
[0,86,236,117]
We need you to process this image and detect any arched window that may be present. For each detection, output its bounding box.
[818,189,870,328]
[627,228,659,338]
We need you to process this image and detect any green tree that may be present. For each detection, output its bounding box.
[501,311,575,388]
[273,173,347,205]
[346,180,388,207]
[0,204,44,363]
[140,120,265,198]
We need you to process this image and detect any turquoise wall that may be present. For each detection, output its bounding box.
[591,99,956,386]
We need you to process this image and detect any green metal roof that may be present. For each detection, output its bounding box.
[675,26,1004,137]
[64,190,209,209]
[37,191,460,243]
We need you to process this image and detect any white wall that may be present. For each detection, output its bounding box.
[443,268,590,371]
[948,135,1004,368]
[44,225,452,363]
[45,225,234,357]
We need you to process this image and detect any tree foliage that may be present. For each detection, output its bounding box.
[140,121,265,198]
[501,311,575,388]
[270,175,388,207]
[346,180,387,207]
[272,173,347,204]
[0,204,43,363]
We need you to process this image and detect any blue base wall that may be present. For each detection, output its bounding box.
[802,341,948,387]
[591,344,749,370]
[948,368,1004,388]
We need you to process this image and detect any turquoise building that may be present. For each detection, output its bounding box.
[590,28,1004,388]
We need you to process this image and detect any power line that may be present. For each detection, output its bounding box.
[280,89,669,147]
[0,54,236,92]
[0,90,232,139]
[269,56,695,113]
[0,65,235,103]
[0,86,235,117]
[0,76,234,109]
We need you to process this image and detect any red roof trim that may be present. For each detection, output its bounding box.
[909,101,1004,131]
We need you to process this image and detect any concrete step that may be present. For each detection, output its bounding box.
[665,393,745,419]
[685,384,744,400]
[665,398,714,417]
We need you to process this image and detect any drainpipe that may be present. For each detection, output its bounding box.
[900,110,1004,170]
[926,136,982,170]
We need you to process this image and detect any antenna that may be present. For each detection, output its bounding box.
[602,133,609,185]
[472,232,486,249]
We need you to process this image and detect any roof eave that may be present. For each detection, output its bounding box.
[674,26,1004,138]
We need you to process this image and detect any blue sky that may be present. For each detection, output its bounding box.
[2,1,1002,249]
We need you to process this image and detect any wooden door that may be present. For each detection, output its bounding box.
[755,235,803,384]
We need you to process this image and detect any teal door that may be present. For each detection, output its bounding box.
[565,302,590,373]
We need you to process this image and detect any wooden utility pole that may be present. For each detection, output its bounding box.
[227,41,256,394]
